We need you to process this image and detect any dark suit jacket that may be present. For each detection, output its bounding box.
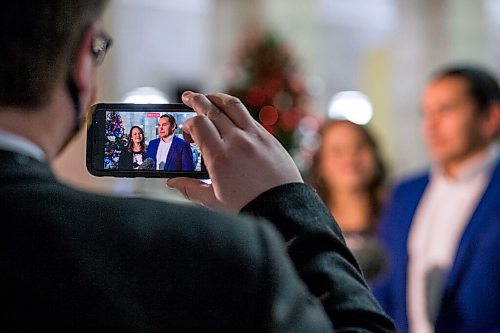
[0,149,395,332]
[145,136,194,171]
[373,159,500,333]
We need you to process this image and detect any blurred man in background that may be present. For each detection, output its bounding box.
[374,65,500,332]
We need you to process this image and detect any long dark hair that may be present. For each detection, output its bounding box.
[126,126,147,153]
[309,119,387,231]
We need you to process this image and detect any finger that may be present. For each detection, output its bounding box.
[167,178,220,209]
[181,90,197,107]
[182,129,193,144]
[205,93,256,130]
[182,115,223,158]
[182,91,235,136]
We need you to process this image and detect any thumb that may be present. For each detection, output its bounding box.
[167,178,220,209]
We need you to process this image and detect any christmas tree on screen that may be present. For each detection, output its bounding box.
[104,111,125,169]
[226,31,311,152]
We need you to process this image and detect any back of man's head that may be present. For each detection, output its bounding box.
[432,65,500,115]
[0,0,109,109]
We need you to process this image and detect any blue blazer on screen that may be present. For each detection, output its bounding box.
[145,135,194,171]
[372,159,500,333]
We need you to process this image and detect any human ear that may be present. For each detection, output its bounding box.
[70,24,99,112]
[482,103,500,139]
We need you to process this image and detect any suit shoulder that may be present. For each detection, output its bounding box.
[148,138,160,145]
[32,182,279,265]
[489,159,500,186]
[172,135,187,145]
[392,171,429,194]
[60,184,267,240]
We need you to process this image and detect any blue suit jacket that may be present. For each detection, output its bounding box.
[145,136,194,171]
[373,159,500,333]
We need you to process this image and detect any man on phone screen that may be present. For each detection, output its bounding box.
[145,113,194,171]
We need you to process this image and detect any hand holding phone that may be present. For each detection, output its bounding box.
[167,92,303,213]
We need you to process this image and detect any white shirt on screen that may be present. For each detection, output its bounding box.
[156,135,173,170]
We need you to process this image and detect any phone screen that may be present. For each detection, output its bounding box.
[87,103,208,178]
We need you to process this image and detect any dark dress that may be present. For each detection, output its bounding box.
[117,146,146,170]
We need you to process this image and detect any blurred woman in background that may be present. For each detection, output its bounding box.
[309,119,388,282]
[118,126,148,170]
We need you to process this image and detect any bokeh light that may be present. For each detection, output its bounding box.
[328,91,373,125]
[122,87,170,104]
[298,115,320,134]
[259,105,279,126]
[246,87,267,106]
[279,110,301,131]
[273,92,294,111]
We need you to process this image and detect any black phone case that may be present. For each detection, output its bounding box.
[86,103,209,179]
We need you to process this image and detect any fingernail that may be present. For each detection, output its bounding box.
[182,91,194,99]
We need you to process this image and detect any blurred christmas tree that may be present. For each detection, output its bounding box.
[104,111,125,169]
[226,31,311,152]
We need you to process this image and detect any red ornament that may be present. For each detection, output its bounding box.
[246,87,267,106]
[259,105,279,126]
[279,110,301,131]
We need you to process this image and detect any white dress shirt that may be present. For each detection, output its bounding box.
[407,144,499,333]
[0,129,45,162]
[156,135,173,170]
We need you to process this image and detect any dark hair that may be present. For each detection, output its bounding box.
[126,126,147,153]
[160,114,177,128]
[432,65,500,115]
[309,120,387,231]
[0,0,109,107]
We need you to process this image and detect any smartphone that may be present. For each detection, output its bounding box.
[86,103,208,178]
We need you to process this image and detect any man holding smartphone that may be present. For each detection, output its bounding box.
[145,114,194,171]
[0,1,395,332]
